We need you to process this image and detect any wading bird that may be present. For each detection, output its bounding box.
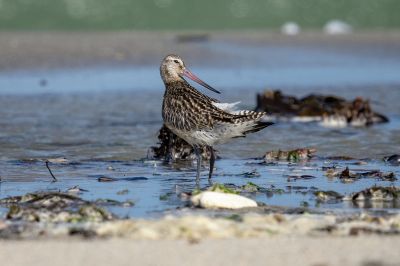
[160,54,273,182]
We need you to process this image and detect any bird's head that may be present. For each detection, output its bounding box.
[160,54,220,94]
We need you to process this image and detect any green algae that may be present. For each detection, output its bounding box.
[209,183,238,194]
[241,182,261,192]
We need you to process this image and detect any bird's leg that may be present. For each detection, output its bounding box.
[193,146,202,182]
[208,146,215,179]
[166,131,173,163]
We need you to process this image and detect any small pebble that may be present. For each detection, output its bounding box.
[355,161,368,165]
[117,189,129,195]
[47,157,69,164]
[67,185,89,194]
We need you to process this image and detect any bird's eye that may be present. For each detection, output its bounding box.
[173,60,179,64]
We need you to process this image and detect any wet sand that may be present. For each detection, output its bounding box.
[1,237,399,266]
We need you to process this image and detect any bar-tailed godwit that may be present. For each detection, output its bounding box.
[160,54,273,181]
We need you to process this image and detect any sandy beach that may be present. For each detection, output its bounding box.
[1,236,399,266]
[0,211,399,266]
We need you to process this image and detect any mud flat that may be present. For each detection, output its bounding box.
[1,31,400,70]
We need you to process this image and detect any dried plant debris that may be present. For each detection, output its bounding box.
[159,193,174,201]
[95,199,134,207]
[287,175,317,182]
[98,176,116,182]
[241,182,262,192]
[264,148,316,161]
[208,182,270,194]
[239,170,261,178]
[66,186,89,194]
[314,190,344,202]
[312,187,400,206]
[148,124,214,161]
[325,156,355,161]
[97,176,148,182]
[325,167,396,182]
[255,90,388,126]
[16,157,71,164]
[116,189,129,195]
[345,186,400,202]
[2,212,400,239]
[265,187,287,197]
[0,192,125,224]
[85,213,400,237]
[182,182,267,201]
[384,154,400,166]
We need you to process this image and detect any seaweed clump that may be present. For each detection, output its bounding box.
[256,90,388,126]
[264,148,316,161]
[325,167,397,183]
[347,186,400,202]
[0,192,114,223]
[384,154,400,166]
[148,124,214,161]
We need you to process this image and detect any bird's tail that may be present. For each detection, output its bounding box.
[243,120,274,134]
[230,110,274,137]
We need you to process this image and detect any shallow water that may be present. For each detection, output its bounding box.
[0,38,399,218]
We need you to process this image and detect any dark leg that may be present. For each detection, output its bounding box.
[193,146,202,182]
[166,131,173,163]
[208,146,215,179]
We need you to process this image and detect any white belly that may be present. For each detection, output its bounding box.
[166,122,254,147]
[167,126,217,146]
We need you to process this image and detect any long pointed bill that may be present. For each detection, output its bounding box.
[182,69,221,94]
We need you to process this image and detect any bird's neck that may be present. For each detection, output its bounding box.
[164,79,190,90]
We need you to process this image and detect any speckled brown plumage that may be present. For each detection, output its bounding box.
[163,80,266,132]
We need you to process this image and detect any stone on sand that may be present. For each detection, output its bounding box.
[191,191,257,209]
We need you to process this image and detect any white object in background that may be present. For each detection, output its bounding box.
[324,20,352,35]
[191,191,258,209]
[281,22,301,35]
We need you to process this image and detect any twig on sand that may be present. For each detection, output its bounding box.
[45,160,57,181]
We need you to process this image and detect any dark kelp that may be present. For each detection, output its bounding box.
[256,90,388,126]
[384,154,400,166]
[0,192,116,223]
[325,167,396,182]
[149,124,214,161]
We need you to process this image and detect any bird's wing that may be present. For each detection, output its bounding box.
[163,82,267,131]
